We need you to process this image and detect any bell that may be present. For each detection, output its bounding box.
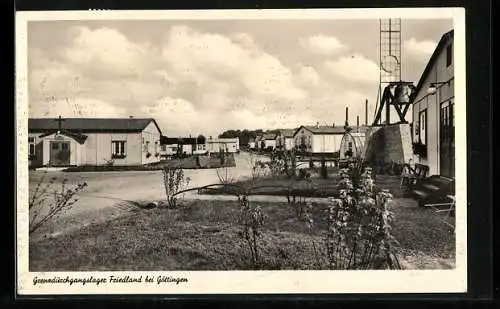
[394,84,411,104]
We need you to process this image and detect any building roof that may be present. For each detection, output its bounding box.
[28,117,163,134]
[341,131,367,157]
[38,130,88,144]
[412,29,454,101]
[294,125,345,136]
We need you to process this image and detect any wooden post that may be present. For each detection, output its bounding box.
[321,156,327,179]
[365,99,368,126]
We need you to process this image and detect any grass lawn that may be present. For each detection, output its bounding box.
[30,196,455,271]
[200,174,409,199]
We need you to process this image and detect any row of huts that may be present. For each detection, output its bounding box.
[249,123,367,158]
[27,117,239,167]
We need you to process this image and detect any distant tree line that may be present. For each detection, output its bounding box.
[219,129,279,146]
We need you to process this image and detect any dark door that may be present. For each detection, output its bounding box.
[50,141,71,166]
[439,101,455,178]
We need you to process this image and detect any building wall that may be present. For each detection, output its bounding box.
[182,144,193,155]
[412,37,454,176]
[141,121,162,164]
[193,143,207,155]
[160,144,179,157]
[285,138,295,150]
[312,134,342,153]
[84,132,143,166]
[264,139,276,149]
[39,134,83,166]
[294,129,313,151]
[275,135,295,151]
[207,138,239,153]
[28,133,44,166]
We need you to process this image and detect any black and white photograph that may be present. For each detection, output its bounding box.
[16,8,466,294]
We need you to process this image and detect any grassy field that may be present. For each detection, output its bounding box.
[201,174,409,199]
[30,197,455,271]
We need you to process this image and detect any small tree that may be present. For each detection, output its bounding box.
[161,167,191,208]
[237,194,267,268]
[323,165,401,270]
[29,173,88,235]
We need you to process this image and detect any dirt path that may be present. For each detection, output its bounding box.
[28,152,274,240]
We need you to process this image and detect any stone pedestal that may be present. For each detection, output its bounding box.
[364,123,412,166]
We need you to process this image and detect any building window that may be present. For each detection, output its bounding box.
[348,141,353,151]
[112,141,126,158]
[440,101,454,142]
[161,145,167,151]
[446,43,452,67]
[419,109,427,145]
[28,137,35,158]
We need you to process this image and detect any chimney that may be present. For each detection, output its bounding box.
[365,99,368,126]
[357,116,359,129]
[345,107,349,126]
[332,123,335,127]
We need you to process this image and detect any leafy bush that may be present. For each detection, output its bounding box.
[323,165,401,269]
[216,167,235,185]
[29,172,88,235]
[161,167,191,208]
[297,168,311,180]
[237,194,267,268]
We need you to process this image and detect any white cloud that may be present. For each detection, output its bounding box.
[61,26,156,78]
[404,38,437,61]
[161,25,307,103]
[300,34,348,56]
[324,54,379,84]
[28,23,392,135]
[29,97,127,118]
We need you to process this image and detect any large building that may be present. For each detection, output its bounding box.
[293,124,345,155]
[28,117,162,167]
[411,29,454,178]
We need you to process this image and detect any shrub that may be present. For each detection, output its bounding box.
[237,194,267,268]
[161,167,191,208]
[323,165,401,270]
[216,167,235,185]
[297,169,311,180]
[29,172,88,235]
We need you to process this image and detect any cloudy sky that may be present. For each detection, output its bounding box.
[27,18,453,137]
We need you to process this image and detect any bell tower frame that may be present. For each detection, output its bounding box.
[373,18,415,126]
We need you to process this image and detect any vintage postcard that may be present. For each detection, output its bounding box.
[16,8,466,295]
